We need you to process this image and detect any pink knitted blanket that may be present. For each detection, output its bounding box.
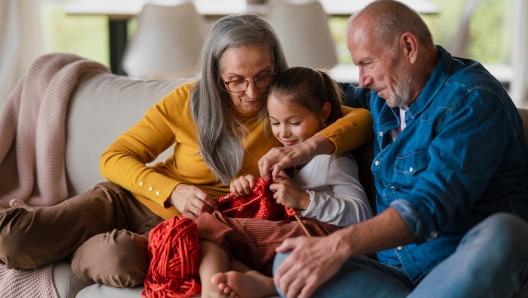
[0,53,109,297]
[0,53,109,207]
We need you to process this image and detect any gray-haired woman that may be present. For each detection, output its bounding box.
[0,14,372,289]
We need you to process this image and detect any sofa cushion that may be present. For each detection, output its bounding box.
[65,73,191,196]
[76,283,144,298]
[52,261,95,298]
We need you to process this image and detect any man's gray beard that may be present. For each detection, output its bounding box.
[388,69,413,108]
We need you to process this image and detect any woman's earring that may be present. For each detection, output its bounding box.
[322,122,327,128]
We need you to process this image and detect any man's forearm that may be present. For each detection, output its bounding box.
[333,207,416,258]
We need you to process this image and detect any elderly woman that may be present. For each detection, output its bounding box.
[0,14,372,288]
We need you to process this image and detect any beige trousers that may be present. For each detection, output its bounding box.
[0,181,164,287]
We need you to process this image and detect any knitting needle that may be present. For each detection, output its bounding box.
[294,214,312,237]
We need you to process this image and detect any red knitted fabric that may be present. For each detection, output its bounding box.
[216,177,297,222]
[142,216,201,298]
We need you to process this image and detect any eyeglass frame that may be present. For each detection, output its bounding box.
[222,73,276,94]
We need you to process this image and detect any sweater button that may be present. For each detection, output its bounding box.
[139,182,143,186]
[149,187,153,191]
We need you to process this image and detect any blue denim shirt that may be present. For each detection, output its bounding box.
[341,45,528,284]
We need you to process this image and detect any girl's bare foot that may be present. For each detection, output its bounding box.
[9,199,36,211]
[211,270,277,298]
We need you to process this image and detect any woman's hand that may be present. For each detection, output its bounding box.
[168,184,217,221]
[230,174,257,197]
[270,176,310,210]
[259,134,336,181]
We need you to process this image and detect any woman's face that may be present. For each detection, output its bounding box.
[219,45,274,114]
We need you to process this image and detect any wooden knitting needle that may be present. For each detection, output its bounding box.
[294,214,312,237]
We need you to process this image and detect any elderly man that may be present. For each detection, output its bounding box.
[272,0,528,297]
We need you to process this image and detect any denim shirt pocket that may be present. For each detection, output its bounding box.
[394,150,430,184]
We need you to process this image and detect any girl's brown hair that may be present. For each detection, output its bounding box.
[266,67,343,126]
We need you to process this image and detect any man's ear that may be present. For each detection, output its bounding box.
[400,32,419,64]
[321,102,331,122]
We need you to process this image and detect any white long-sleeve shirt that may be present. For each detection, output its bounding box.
[293,153,373,227]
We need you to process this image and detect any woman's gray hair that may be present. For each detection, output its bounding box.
[190,14,288,185]
[349,0,435,55]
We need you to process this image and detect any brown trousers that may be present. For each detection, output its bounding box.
[0,181,164,287]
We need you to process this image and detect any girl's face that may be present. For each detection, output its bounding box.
[267,94,329,147]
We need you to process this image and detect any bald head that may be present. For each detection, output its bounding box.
[349,0,434,54]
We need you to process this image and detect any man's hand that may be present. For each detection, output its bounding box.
[274,208,417,297]
[168,183,217,221]
[259,134,335,181]
[270,175,310,210]
[230,174,257,197]
[274,233,350,298]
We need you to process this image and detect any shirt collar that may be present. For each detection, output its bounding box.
[407,45,452,118]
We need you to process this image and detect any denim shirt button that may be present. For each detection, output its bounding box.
[397,246,403,250]
[409,167,414,173]
[374,160,380,166]
[379,131,383,136]
[431,231,438,238]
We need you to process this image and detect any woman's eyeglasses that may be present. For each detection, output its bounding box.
[223,74,275,93]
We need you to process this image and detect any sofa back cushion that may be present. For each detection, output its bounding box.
[65,72,190,196]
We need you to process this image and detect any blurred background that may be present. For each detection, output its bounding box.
[1,0,524,105]
[39,0,512,70]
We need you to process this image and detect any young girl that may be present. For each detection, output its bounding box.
[197,67,373,297]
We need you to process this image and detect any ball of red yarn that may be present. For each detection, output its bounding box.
[142,216,201,298]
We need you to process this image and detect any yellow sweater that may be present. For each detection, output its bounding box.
[100,82,373,219]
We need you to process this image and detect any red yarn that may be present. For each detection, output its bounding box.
[142,216,201,298]
[143,177,299,297]
[216,177,297,221]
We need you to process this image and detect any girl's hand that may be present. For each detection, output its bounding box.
[230,174,257,197]
[269,176,310,210]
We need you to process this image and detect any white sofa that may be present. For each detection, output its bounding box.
[1,61,528,298]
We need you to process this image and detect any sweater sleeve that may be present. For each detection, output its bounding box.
[317,106,373,154]
[99,83,192,207]
[300,154,373,227]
